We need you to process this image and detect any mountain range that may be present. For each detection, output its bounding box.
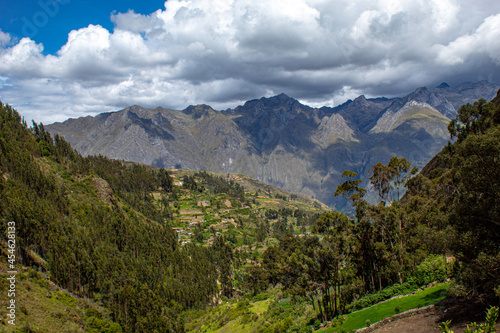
[46,80,500,210]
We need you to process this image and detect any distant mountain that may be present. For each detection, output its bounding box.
[47,81,500,210]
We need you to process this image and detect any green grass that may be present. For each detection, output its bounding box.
[249,300,271,314]
[323,283,449,332]
[0,263,118,333]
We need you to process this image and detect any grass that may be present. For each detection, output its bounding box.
[323,283,449,332]
[0,263,118,333]
[249,300,271,314]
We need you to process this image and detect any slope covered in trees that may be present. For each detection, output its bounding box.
[405,94,500,299]
[0,101,328,332]
[189,93,500,332]
[0,103,227,332]
[1,91,499,332]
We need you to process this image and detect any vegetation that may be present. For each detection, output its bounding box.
[0,101,325,332]
[440,306,499,333]
[0,258,120,332]
[1,92,499,332]
[0,103,228,331]
[324,283,449,332]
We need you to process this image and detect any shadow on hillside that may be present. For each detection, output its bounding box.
[437,297,494,327]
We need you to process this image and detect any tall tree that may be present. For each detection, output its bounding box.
[387,156,418,201]
[369,162,394,204]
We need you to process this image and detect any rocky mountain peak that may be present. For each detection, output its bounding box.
[351,95,369,106]
[182,104,215,118]
[408,86,432,101]
[256,93,302,111]
[436,82,450,89]
[46,81,500,210]
[274,92,293,101]
[370,99,446,134]
[314,113,357,148]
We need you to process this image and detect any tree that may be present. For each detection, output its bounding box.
[240,265,270,295]
[369,162,394,204]
[334,170,366,204]
[310,212,354,320]
[335,171,367,218]
[450,126,500,297]
[387,156,418,201]
[448,98,499,142]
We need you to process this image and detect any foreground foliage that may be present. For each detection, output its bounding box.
[439,306,499,333]
[325,283,449,332]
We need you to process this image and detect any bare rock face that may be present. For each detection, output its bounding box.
[47,81,500,210]
[92,177,115,205]
[314,113,358,148]
[370,101,449,134]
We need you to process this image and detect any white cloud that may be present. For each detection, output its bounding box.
[436,13,500,65]
[0,0,500,123]
[0,30,11,47]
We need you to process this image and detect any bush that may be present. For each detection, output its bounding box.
[347,282,418,312]
[414,255,448,286]
[236,299,250,309]
[331,316,347,327]
[27,269,39,279]
[85,307,102,319]
[313,319,321,330]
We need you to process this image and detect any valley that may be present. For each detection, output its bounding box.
[2,0,500,331]
[46,81,500,210]
[1,87,499,332]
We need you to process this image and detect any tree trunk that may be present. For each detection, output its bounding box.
[316,292,325,322]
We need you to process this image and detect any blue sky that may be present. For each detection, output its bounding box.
[1,0,500,124]
[0,0,166,54]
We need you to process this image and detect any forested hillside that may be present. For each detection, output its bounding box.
[1,91,499,332]
[0,101,326,332]
[0,102,229,331]
[405,92,500,299]
[187,93,500,332]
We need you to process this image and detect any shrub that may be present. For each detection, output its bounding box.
[27,269,39,279]
[85,307,102,319]
[347,282,418,311]
[414,255,448,286]
[236,299,250,309]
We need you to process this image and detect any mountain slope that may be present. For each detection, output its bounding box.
[46,82,500,210]
[0,102,332,332]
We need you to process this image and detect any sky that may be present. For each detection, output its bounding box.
[1,0,500,124]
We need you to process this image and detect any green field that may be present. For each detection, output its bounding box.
[323,283,449,332]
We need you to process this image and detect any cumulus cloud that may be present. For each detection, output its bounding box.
[436,13,500,65]
[0,30,11,48]
[1,0,500,123]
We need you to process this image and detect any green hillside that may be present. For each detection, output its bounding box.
[1,92,499,333]
[0,102,326,332]
[184,95,500,332]
[0,257,120,332]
